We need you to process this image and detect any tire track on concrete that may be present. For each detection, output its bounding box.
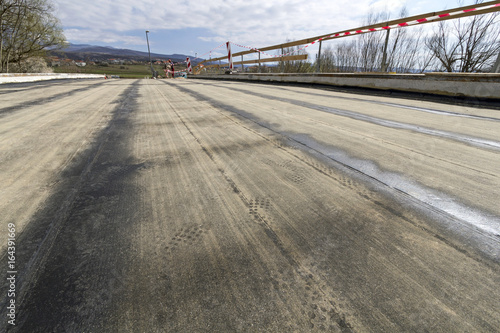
[0,80,107,117]
[0,83,127,258]
[0,78,82,94]
[155,83,303,268]
[171,81,500,264]
[164,81,500,330]
[120,82,285,331]
[0,82,115,142]
[0,81,130,244]
[134,82,353,331]
[0,80,141,332]
[154,82,356,331]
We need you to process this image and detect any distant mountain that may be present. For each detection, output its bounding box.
[49,44,200,64]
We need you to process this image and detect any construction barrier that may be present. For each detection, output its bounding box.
[196,1,500,67]
[226,42,234,70]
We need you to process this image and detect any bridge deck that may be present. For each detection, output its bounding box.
[1,79,499,331]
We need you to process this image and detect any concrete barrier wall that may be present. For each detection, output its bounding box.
[0,73,105,84]
[192,72,500,100]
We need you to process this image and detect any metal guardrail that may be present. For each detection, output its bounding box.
[195,1,500,73]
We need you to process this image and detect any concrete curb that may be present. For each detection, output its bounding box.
[191,72,500,100]
[0,73,106,84]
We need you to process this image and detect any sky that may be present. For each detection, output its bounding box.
[53,0,483,60]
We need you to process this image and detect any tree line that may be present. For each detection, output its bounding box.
[276,2,499,74]
[0,0,64,73]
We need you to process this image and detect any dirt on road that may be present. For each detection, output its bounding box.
[1,79,499,332]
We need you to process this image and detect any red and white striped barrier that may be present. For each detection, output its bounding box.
[186,57,193,73]
[226,42,234,70]
[229,2,500,58]
[192,42,226,63]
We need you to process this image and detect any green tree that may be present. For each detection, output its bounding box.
[0,0,65,72]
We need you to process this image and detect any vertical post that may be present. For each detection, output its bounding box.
[492,53,500,73]
[145,30,155,78]
[280,47,284,73]
[381,29,391,72]
[316,40,323,73]
[219,60,221,74]
[226,42,234,72]
[241,55,244,73]
[258,52,261,73]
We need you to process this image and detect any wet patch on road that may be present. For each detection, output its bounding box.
[258,83,500,122]
[204,82,500,152]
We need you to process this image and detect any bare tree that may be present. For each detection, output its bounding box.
[384,25,437,73]
[279,42,313,73]
[357,11,390,72]
[318,3,497,74]
[333,40,359,72]
[425,0,500,72]
[382,7,434,73]
[326,8,426,73]
[314,44,336,73]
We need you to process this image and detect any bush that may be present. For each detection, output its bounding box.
[9,57,54,73]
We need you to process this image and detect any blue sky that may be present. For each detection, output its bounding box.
[53,0,481,60]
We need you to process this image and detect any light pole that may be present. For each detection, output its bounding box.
[145,30,155,78]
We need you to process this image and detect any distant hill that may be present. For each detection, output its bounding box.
[49,44,200,64]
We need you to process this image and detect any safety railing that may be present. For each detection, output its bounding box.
[193,1,500,74]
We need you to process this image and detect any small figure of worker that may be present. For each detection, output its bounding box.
[168,59,175,78]
[163,62,170,79]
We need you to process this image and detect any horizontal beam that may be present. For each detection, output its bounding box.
[197,54,308,68]
[238,54,308,65]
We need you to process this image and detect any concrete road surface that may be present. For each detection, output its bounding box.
[1,79,499,332]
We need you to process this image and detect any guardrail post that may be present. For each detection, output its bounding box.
[381,29,391,72]
[258,52,261,73]
[316,40,322,73]
[280,47,284,73]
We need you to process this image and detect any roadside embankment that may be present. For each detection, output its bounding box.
[191,72,500,100]
[0,73,105,84]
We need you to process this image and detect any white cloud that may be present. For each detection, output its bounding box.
[55,0,404,43]
[53,0,475,53]
[63,29,145,46]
